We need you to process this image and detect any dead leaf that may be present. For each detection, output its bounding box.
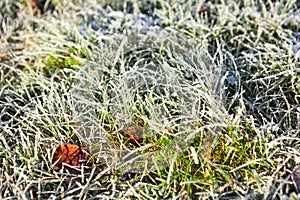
[30,0,55,14]
[198,4,211,19]
[52,143,90,175]
[293,165,300,193]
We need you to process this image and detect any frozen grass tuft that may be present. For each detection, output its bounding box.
[0,0,300,199]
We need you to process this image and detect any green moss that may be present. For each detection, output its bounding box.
[42,51,82,76]
[23,46,89,78]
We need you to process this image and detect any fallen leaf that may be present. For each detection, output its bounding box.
[198,4,211,19]
[124,125,144,141]
[293,165,300,193]
[122,124,146,146]
[30,0,55,14]
[52,143,90,175]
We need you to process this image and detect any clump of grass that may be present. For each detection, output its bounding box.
[1,0,300,199]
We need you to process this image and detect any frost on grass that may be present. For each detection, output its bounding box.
[70,27,228,173]
[1,0,300,198]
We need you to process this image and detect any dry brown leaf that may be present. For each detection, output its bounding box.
[52,143,90,175]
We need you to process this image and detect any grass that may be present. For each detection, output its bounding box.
[0,0,300,199]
